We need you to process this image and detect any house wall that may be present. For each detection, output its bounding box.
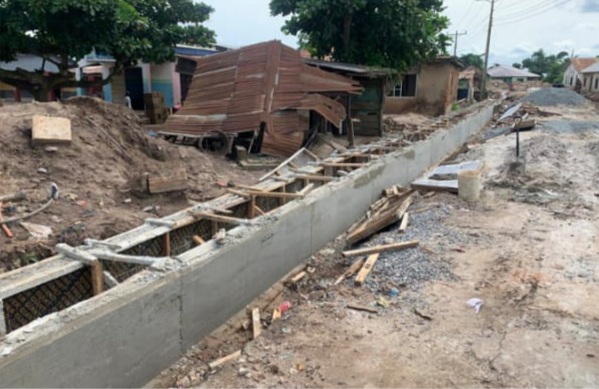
[583,73,599,92]
[563,64,579,87]
[150,63,176,108]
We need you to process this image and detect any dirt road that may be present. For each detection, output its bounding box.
[153,102,599,388]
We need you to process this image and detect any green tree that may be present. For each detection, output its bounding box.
[0,0,215,101]
[512,63,522,69]
[513,49,570,84]
[459,53,484,69]
[270,0,450,70]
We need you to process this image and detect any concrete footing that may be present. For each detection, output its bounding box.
[0,103,495,388]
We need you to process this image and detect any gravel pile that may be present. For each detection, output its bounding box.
[523,88,588,106]
[349,203,492,292]
[540,120,599,134]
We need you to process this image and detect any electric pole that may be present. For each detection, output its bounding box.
[479,0,496,99]
[453,30,468,57]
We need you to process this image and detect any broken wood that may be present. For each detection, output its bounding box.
[343,241,419,258]
[254,205,265,216]
[208,350,242,370]
[252,308,261,339]
[334,257,365,285]
[272,307,282,322]
[399,213,409,233]
[290,271,307,283]
[354,253,380,286]
[147,168,187,194]
[347,303,378,314]
[103,271,119,288]
[193,235,206,246]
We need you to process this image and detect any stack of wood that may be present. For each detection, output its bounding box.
[346,186,414,245]
[144,92,169,124]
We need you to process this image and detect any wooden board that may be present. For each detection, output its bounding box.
[399,213,409,233]
[208,350,242,370]
[252,308,261,339]
[31,115,72,146]
[343,241,419,258]
[334,257,365,285]
[148,168,187,194]
[354,253,380,286]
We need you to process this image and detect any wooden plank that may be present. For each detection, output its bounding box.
[399,213,409,233]
[343,241,419,258]
[321,163,365,168]
[354,253,380,286]
[254,205,265,216]
[238,190,304,199]
[193,212,248,225]
[163,233,171,256]
[90,260,104,296]
[208,350,242,370]
[294,174,335,182]
[55,243,97,264]
[252,308,261,339]
[272,307,282,322]
[148,168,187,194]
[334,257,365,285]
[193,235,206,246]
[347,303,378,314]
[298,183,315,196]
[0,300,6,337]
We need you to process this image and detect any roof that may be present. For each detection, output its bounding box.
[165,40,363,157]
[487,65,541,79]
[304,59,393,78]
[429,56,467,70]
[581,61,599,74]
[571,57,599,73]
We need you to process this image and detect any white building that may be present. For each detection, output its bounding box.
[581,62,599,93]
[563,58,598,88]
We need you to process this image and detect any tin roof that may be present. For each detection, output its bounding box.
[581,61,599,74]
[487,65,541,79]
[571,57,599,73]
[165,40,363,157]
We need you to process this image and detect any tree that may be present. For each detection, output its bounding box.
[0,0,215,101]
[512,49,570,84]
[269,0,450,71]
[459,53,484,69]
[512,63,522,69]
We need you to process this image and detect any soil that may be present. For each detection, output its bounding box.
[151,101,599,388]
[0,97,267,272]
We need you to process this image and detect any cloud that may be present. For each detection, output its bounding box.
[581,0,599,12]
[574,22,598,31]
[553,40,575,50]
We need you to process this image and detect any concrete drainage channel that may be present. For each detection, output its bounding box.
[0,102,495,388]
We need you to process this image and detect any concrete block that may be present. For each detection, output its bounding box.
[372,152,410,195]
[31,115,72,146]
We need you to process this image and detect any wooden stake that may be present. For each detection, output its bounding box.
[272,307,282,322]
[103,270,119,288]
[354,253,380,286]
[399,213,410,233]
[90,260,104,295]
[333,257,365,285]
[343,241,419,258]
[193,235,206,246]
[347,303,378,314]
[298,183,315,196]
[290,271,307,283]
[248,195,256,219]
[254,205,265,216]
[252,308,261,339]
[208,350,242,370]
[193,212,247,225]
[163,232,171,256]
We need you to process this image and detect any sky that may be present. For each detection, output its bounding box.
[201,0,599,66]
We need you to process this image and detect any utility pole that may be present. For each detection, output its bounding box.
[479,0,496,100]
[453,30,468,57]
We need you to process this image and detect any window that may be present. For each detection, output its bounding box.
[584,78,587,87]
[388,74,417,97]
[570,76,574,86]
[595,77,598,90]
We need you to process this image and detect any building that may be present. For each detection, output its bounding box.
[457,67,482,102]
[385,56,466,116]
[581,62,599,93]
[563,57,598,89]
[487,64,541,82]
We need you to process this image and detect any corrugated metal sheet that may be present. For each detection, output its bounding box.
[165,40,363,157]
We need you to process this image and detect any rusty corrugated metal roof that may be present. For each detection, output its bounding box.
[165,40,363,157]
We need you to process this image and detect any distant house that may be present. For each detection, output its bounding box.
[385,56,466,116]
[458,67,482,102]
[581,62,599,93]
[487,64,541,82]
[563,58,598,88]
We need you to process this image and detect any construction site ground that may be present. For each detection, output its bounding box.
[153,101,599,388]
[0,98,268,273]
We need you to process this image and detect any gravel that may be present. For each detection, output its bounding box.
[346,202,492,292]
[540,120,599,134]
[523,88,588,107]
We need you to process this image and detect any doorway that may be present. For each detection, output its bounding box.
[124,67,144,110]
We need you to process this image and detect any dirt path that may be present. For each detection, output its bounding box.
[153,104,599,388]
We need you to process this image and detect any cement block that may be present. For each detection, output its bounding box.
[371,152,410,195]
[31,115,72,146]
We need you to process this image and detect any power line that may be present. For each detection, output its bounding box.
[452,1,476,30]
[494,0,553,20]
[495,0,574,25]
[452,30,468,56]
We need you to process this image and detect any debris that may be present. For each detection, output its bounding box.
[343,241,420,258]
[252,308,261,339]
[0,202,14,238]
[31,115,72,146]
[213,228,226,242]
[354,253,380,286]
[193,235,206,246]
[272,308,281,322]
[1,347,12,357]
[208,350,242,370]
[20,222,52,240]
[319,248,335,256]
[523,88,588,107]
[279,301,292,314]
[347,304,378,314]
[412,161,483,194]
[44,146,59,153]
[376,297,390,309]
[238,367,251,377]
[413,308,433,321]
[37,168,48,174]
[467,298,483,314]
[334,257,365,285]
[388,288,400,297]
[259,148,320,182]
[123,198,132,204]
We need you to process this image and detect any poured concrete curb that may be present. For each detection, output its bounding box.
[0,103,495,388]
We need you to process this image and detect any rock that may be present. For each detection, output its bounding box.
[383,237,395,245]
[37,168,48,174]
[176,375,191,388]
[123,198,132,204]
[44,146,59,153]
[319,248,335,256]
[239,367,251,377]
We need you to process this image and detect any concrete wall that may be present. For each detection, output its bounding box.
[0,103,495,388]
[150,63,176,108]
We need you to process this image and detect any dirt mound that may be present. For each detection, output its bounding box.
[0,98,266,272]
[523,88,588,107]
